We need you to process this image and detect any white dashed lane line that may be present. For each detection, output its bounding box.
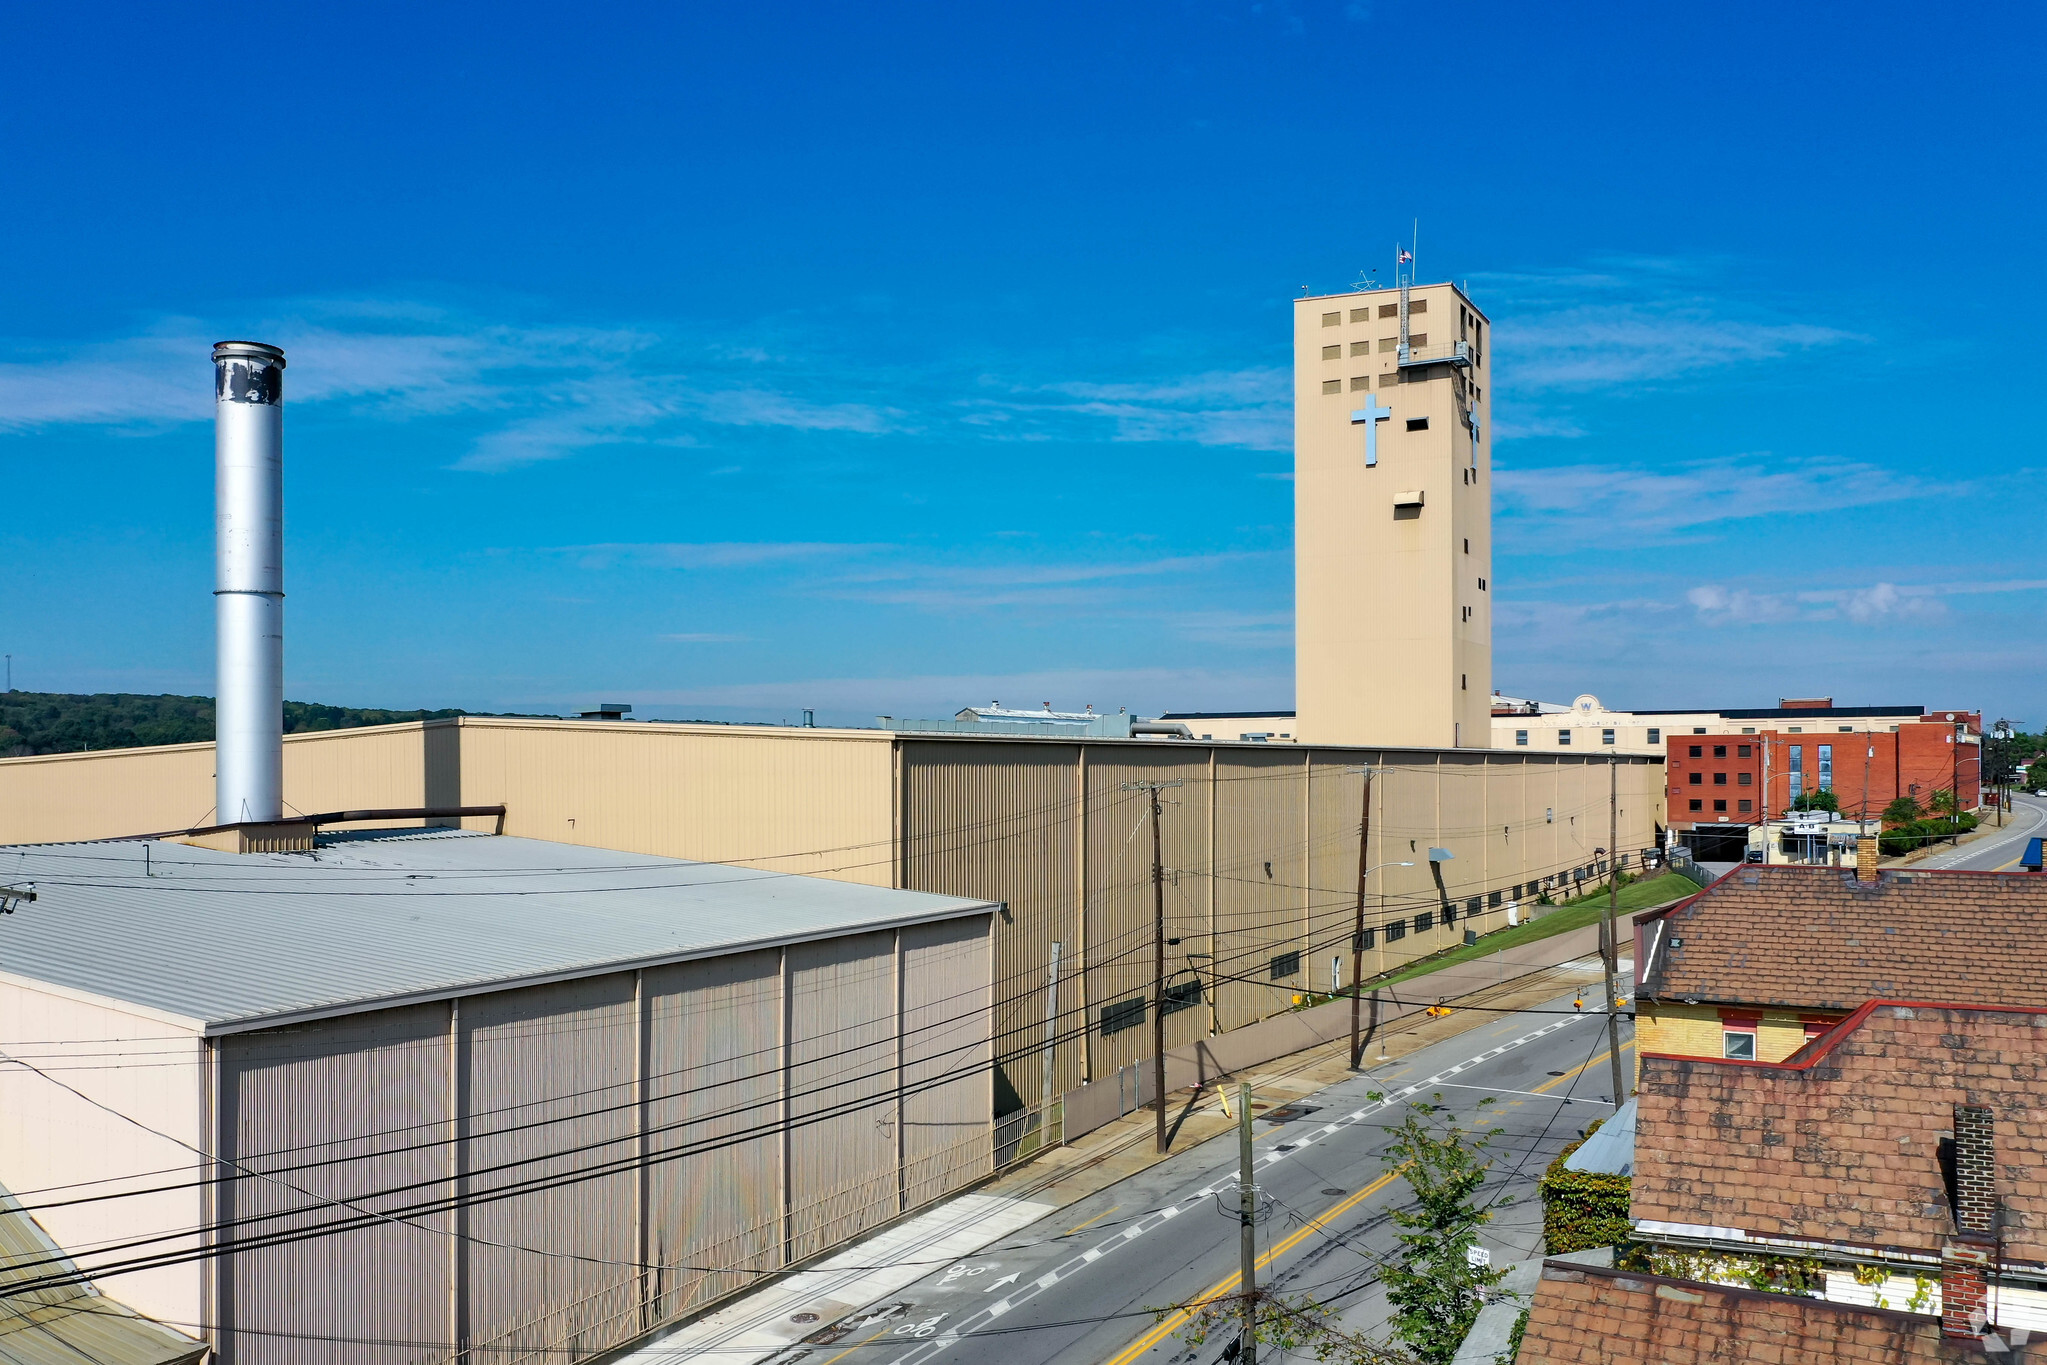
[880,1014,1591,1364]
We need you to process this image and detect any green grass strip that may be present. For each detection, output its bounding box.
[1363,871,1699,991]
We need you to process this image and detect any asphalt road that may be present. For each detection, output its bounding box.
[1911,793,2047,871]
[785,991,1632,1365]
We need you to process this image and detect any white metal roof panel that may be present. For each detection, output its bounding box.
[0,830,995,1034]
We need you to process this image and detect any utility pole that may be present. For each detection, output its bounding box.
[1122,778,1183,1154]
[1238,1079,1258,1365]
[1603,758,1625,1106]
[1040,941,1062,1142]
[1349,765,1374,1070]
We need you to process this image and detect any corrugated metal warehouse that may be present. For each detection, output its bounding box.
[0,828,995,1365]
[0,717,1659,1103]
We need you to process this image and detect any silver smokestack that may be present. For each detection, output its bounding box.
[212,341,287,826]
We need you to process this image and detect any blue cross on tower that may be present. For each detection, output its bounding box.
[1350,396,1391,468]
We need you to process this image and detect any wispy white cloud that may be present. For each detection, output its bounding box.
[660,632,752,643]
[1473,259,1865,444]
[1684,576,2047,628]
[962,366,1289,451]
[552,542,891,570]
[614,665,1294,719]
[1501,307,1850,389]
[1497,454,1948,547]
[828,552,1267,611]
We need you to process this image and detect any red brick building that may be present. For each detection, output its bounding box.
[1666,714,1980,830]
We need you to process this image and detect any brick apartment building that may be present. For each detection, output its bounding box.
[1666,705,1980,831]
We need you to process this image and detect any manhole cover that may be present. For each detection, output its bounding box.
[1263,1104,1322,1123]
[1275,1142,1297,1152]
[1547,1070,1567,1076]
[791,1312,820,1324]
[1321,1187,1346,1196]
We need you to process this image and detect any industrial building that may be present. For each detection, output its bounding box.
[0,716,1662,1102]
[0,828,996,1365]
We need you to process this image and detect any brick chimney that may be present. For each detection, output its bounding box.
[1856,831,1880,882]
[1942,1104,1997,1338]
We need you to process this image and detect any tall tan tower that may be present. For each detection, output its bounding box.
[1294,282,1492,747]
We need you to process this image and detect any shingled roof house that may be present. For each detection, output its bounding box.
[1516,866,2047,1361]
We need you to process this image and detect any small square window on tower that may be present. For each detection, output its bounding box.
[1350,340,1370,356]
[1379,302,1398,318]
[1321,379,1341,394]
[1405,417,1429,431]
[1350,376,1370,390]
[1350,307,1370,322]
[1409,298,1427,314]
[1379,337,1399,352]
[1322,312,1341,327]
[1409,332,1428,347]
[1322,345,1341,359]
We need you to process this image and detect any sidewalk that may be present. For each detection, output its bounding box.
[618,951,1615,1365]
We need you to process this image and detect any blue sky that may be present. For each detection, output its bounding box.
[3,3,2042,726]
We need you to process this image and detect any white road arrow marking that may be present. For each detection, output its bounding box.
[984,1273,1019,1292]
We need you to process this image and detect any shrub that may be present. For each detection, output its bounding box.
[1540,1123,1633,1257]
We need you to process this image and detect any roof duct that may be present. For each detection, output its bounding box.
[212,341,287,827]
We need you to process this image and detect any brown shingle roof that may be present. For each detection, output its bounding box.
[1640,867,2047,1010]
[1518,1260,1986,1363]
[1635,1003,2047,1268]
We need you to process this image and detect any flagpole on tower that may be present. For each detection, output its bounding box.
[1412,218,1419,283]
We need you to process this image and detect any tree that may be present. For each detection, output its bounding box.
[1377,1096,1508,1363]
[1881,796,1923,826]
[2027,760,2047,793]
[1927,788,1960,818]
[1789,790,1839,814]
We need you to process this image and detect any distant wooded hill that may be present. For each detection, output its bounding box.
[0,692,537,757]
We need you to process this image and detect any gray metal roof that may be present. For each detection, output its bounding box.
[0,1181,206,1365]
[0,830,995,1034]
[1562,1096,1635,1176]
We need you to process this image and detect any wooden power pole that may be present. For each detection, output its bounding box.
[1349,765,1374,1069]
[1123,778,1183,1154]
[1603,759,1626,1106]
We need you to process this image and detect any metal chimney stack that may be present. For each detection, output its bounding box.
[212,341,287,826]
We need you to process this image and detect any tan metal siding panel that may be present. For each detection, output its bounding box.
[0,744,217,844]
[461,975,638,1347]
[783,932,896,1261]
[216,1005,453,1365]
[898,916,993,1208]
[1211,752,1310,1031]
[641,950,782,1323]
[1082,752,1212,1075]
[453,721,897,884]
[899,742,1082,1098]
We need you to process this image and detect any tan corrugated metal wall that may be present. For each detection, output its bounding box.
[900,740,1658,1106]
[642,950,781,1323]
[897,743,1081,1104]
[899,917,995,1209]
[784,932,898,1262]
[453,721,897,884]
[217,1006,455,1365]
[461,976,640,1347]
[200,913,992,1365]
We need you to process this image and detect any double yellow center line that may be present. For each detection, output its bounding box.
[1101,1039,1633,1364]
[1100,1170,1399,1365]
